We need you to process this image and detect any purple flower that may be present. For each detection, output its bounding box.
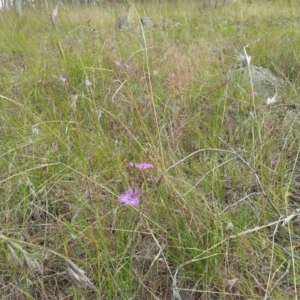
[129,162,154,170]
[85,79,92,86]
[114,61,122,67]
[251,91,258,97]
[118,188,139,206]
[59,76,67,83]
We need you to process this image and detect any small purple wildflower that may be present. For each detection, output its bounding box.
[118,188,139,206]
[59,76,67,83]
[129,162,154,171]
[114,61,122,67]
[85,79,92,86]
[251,91,258,97]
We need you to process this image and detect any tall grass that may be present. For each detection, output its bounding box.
[0,0,299,299]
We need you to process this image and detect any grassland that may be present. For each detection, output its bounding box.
[0,0,300,299]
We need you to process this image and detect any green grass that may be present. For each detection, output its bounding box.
[0,0,300,299]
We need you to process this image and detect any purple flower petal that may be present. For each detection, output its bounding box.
[251,91,258,97]
[118,188,139,206]
[129,162,154,171]
[85,79,92,86]
[59,76,67,83]
[114,61,122,67]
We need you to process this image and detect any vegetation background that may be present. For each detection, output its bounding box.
[0,0,300,299]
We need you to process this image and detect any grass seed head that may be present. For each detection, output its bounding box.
[67,260,94,289]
